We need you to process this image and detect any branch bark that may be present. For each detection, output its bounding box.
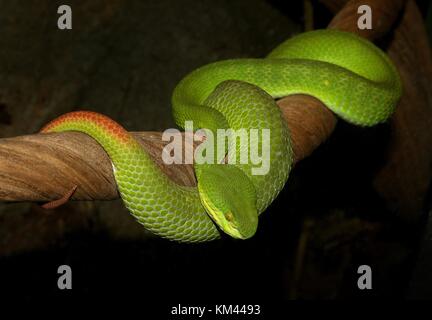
[0,0,409,205]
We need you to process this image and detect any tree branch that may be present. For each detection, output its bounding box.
[0,0,407,203]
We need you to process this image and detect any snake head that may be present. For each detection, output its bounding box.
[195,164,258,239]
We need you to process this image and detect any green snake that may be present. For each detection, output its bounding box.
[41,30,402,242]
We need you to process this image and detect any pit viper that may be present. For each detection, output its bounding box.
[41,30,402,242]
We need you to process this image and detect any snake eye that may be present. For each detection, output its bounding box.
[225,212,234,222]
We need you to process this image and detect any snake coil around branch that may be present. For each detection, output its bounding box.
[0,0,407,243]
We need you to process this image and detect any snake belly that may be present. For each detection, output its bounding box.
[41,30,402,242]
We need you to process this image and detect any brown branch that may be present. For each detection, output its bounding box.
[327,0,406,40]
[0,0,407,203]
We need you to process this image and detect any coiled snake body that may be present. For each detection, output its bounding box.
[41,30,402,242]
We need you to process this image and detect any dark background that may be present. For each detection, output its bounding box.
[0,0,431,307]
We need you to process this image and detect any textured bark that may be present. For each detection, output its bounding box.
[0,131,197,202]
[0,96,337,203]
[323,0,432,219]
[327,0,405,39]
[0,0,407,203]
[373,0,432,219]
